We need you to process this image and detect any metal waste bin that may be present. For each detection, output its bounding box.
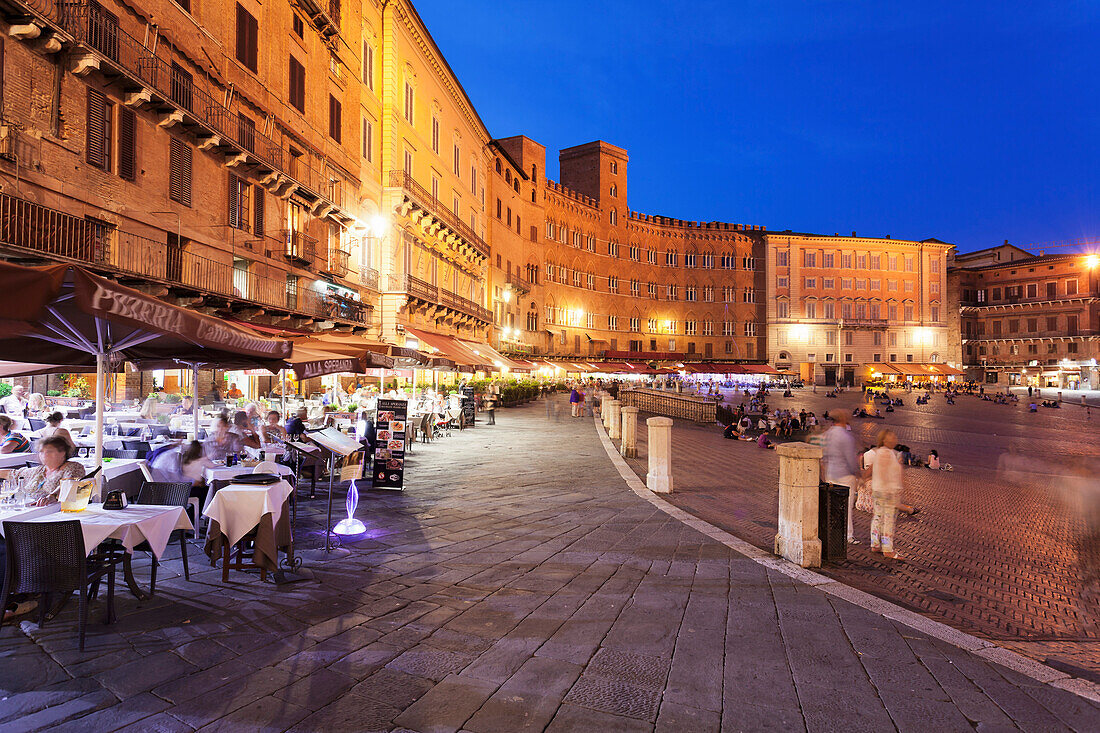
[819,482,849,563]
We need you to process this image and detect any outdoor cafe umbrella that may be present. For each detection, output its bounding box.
[0,261,293,466]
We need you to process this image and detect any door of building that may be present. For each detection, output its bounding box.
[824,367,837,386]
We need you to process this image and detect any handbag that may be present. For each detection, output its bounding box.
[855,479,873,513]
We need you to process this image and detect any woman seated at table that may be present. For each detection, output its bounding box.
[244,403,263,431]
[139,394,160,421]
[230,411,262,450]
[0,415,30,454]
[260,410,287,446]
[40,411,75,450]
[203,416,242,462]
[27,392,47,418]
[14,435,85,506]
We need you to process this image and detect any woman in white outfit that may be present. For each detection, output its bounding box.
[863,429,904,560]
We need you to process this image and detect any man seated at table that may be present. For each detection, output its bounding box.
[0,385,28,418]
[172,395,194,415]
[285,407,309,439]
[261,410,288,446]
[225,383,244,400]
[203,416,242,462]
[14,435,85,506]
[0,415,30,454]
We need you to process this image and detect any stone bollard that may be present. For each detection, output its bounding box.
[646,416,673,493]
[608,400,622,439]
[620,406,638,458]
[601,395,612,428]
[773,442,823,568]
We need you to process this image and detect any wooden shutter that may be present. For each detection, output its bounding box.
[86,89,108,170]
[169,138,192,207]
[228,174,240,228]
[118,107,135,181]
[253,186,264,237]
[329,95,341,142]
[289,56,304,112]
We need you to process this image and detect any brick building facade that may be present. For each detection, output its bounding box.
[951,245,1100,389]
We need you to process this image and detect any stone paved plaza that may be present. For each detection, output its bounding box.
[621,385,1100,683]
[2,396,1099,731]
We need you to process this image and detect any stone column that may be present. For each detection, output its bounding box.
[601,395,612,428]
[620,406,638,458]
[607,400,622,439]
[646,416,673,493]
[773,442,823,568]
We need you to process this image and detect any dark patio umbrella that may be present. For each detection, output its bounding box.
[0,261,292,463]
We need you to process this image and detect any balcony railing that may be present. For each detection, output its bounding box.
[282,230,317,263]
[360,266,380,291]
[506,272,530,294]
[324,246,350,278]
[387,170,489,259]
[0,192,367,325]
[46,2,352,214]
[397,273,492,323]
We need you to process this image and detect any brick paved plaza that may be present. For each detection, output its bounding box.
[621,385,1100,684]
[2,395,1099,731]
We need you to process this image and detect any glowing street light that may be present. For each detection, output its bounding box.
[1087,254,1099,269]
[369,215,389,237]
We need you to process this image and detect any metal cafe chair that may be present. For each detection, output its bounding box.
[0,520,119,651]
[102,449,140,459]
[134,482,192,594]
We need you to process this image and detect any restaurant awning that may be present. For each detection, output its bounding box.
[927,363,966,376]
[458,339,527,372]
[405,328,491,371]
[682,363,747,375]
[285,346,367,380]
[289,334,396,370]
[739,364,781,375]
[0,261,292,464]
[0,361,104,378]
[865,362,903,375]
[585,362,635,374]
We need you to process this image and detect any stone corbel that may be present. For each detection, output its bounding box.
[396,200,413,217]
[259,171,281,187]
[158,110,184,128]
[225,152,248,168]
[235,307,263,318]
[9,23,42,40]
[124,89,152,108]
[197,135,221,151]
[41,36,63,54]
[71,53,100,76]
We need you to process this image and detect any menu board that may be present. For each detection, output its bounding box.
[372,398,407,490]
[461,386,476,426]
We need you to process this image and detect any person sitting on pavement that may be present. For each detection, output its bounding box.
[0,415,30,454]
[757,431,774,449]
[927,449,940,470]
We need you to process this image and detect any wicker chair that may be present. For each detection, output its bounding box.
[134,482,193,594]
[0,520,118,651]
[102,449,140,459]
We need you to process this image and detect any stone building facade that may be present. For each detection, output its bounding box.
[763,232,957,385]
[951,247,1100,389]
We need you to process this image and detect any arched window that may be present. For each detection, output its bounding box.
[505,169,511,184]
[531,164,537,180]
[513,179,520,193]
[494,159,502,174]
[609,209,617,226]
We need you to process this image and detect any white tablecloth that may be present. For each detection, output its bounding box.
[0,453,35,469]
[203,464,292,485]
[0,504,60,525]
[5,503,192,557]
[203,480,293,546]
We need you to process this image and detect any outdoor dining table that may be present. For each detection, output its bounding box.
[202,480,294,582]
[0,502,192,599]
[202,463,293,485]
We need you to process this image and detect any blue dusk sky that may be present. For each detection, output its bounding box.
[412,1,1100,253]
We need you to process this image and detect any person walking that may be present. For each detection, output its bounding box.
[569,386,580,418]
[484,383,497,425]
[864,429,905,560]
[822,411,862,544]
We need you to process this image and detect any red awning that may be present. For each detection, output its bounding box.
[405,328,491,370]
[739,364,781,375]
[458,340,527,372]
[682,363,747,375]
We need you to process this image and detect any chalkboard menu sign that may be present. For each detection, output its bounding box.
[372,398,407,490]
[461,386,476,426]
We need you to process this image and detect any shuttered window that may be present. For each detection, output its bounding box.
[237,113,255,152]
[361,117,372,161]
[288,56,305,112]
[169,138,192,207]
[117,107,135,181]
[253,187,265,237]
[235,4,258,72]
[170,62,192,109]
[86,89,110,171]
[328,95,341,143]
[228,174,250,231]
